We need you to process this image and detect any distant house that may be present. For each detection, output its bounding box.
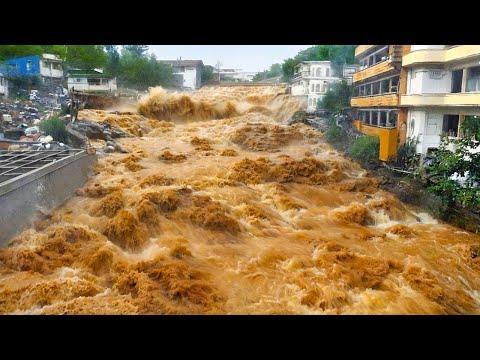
[217,68,258,82]
[67,69,117,93]
[290,61,340,112]
[159,60,204,89]
[0,73,8,98]
[5,54,63,84]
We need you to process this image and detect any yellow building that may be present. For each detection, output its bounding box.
[350,45,410,161]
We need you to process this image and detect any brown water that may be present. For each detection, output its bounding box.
[1,85,479,314]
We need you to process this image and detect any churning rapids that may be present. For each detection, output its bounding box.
[1,85,479,314]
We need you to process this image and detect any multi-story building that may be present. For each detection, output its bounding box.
[160,60,204,90]
[290,61,340,112]
[350,45,410,161]
[5,54,63,85]
[401,45,480,156]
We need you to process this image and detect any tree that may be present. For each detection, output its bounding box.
[319,80,352,112]
[104,45,120,76]
[118,52,174,90]
[64,45,108,70]
[0,45,44,61]
[123,45,149,57]
[427,119,480,212]
[202,65,215,84]
[253,63,282,81]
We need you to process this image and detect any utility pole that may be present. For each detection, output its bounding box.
[215,60,223,82]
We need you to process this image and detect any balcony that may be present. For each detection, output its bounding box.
[401,93,480,107]
[353,60,397,83]
[351,93,399,107]
[402,45,480,67]
[355,45,376,58]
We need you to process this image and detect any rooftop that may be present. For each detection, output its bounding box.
[160,60,204,68]
[0,149,84,186]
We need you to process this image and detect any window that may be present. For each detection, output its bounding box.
[76,78,81,82]
[316,68,321,77]
[0,78,3,86]
[322,82,327,93]
[26,60,32,71]
[442,115,459,137]
[316,84,320,92]
[466,66,480,92]
[87,78,101,85]
[311,84,315,92]
[326,68,330,77]
[451,69,462,93]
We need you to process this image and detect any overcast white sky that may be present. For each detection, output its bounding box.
[149,45,311,72]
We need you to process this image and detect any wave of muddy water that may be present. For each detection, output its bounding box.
[1,85,479,314]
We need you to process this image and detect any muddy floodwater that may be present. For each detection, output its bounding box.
[1,85,479,314]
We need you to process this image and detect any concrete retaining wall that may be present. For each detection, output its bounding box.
[0,151,97,246]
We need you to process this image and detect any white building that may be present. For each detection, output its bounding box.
[160,60,204,90]
[40,54,63,83]
[217,68,258,82]
[0,73,8,98]
[401,45,480,156]
[67,69,117,92]
[290,61,340,112]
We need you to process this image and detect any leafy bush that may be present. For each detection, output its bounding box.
[349,136,380,165]
[325,124,348,147]
[426,137,480,212]
[39,117,68,143]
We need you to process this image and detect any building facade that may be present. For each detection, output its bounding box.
[67,69,117,92]
[0,74,8,98]
[401,45,480,156]
[350,45,410,161]
[160,60,204,90]
[290,61,340,112]
[291,61,340,112]
[5,54,63,84]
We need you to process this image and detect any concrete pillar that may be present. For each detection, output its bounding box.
[379,81,383,94]
[458,113,464,138]
[462,68,467,92]
[369,111,373,125]
[386,111,390,127]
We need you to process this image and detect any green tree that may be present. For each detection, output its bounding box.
[202,65,215,84]
[104,45,120,76]
[123,45,149,57]
[319,80,352,112]
[0,45,44,61]
[118,52,174,90]
[427,127,480,212]
[253,63,282,81]
[64,45,108,70]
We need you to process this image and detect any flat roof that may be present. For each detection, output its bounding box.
[0,149,84,185]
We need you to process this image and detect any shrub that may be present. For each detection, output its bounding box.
[325,124,348,149]
[349,136,380,165]
[39,117,68,143]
